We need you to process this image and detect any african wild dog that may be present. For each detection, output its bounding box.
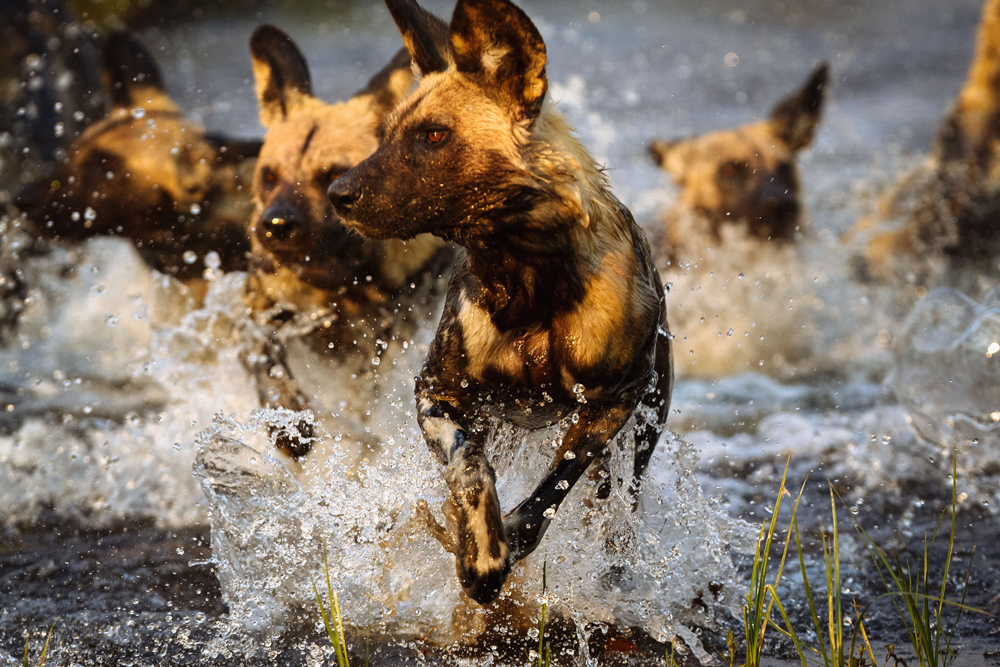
[244,26,452,457]
[847,0,1000,288]
[649,63,828,250]
[328,0,673,604]
[16,31,260,283]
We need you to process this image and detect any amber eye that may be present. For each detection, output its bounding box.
[317,166,345,186]
[260,166,278,189]
[426,129,448,144]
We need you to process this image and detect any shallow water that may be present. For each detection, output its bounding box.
[2,0,1000,664]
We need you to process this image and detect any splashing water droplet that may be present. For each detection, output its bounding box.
[131,107,145,119]
[190,203,202,215]
[182,251,198,264]
[204,251,221,270]
[84,207,97,221]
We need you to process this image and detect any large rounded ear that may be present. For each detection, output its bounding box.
[250,25,312,128]
[770,62,829,150]
[449,0,547,122]
[102,32,169,109]
[648,138,694,184]
[648,139,683,168]
[385,0,452,76]
[353,48,415,118]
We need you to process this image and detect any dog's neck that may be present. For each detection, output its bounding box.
[461,105,634,331]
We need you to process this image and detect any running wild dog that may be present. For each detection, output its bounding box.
[245,26,452,456]
[847,0,1000,288]
[16,31,260,282]
[649,63,828,250]
[329,0,673,603]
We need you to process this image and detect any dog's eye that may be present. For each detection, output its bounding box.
[317,166,345,185]
[718,161,749,183]
[260,166,278,189]
[425,129,449,144]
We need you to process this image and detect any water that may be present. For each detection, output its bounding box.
[2,0,999,664]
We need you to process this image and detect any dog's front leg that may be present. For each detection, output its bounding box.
[416,395,511,604]
[249,335,313,458]
[503,402,634,561]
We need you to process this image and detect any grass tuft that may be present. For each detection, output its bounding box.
[527,560,551,667]
[22,623,54,667]
[313,540,351,667]
[850,449,981,667]
[740,457,804,667]
[734,446,980,667]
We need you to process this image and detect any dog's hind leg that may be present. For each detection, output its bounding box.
[503,402,634,562]
[416,392,511,605]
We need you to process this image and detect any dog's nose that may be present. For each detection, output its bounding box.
[327,174,359,212]
[259,206,299,242]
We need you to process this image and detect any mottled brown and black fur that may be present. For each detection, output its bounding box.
[847,0,1000,288]
[649,63,827,250]
[329,0,673,604]
[244,26,452,456]
[15,31,259,283]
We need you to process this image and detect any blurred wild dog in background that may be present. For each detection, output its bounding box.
[649,63,828,256]
[244,26,452,457]
[16,31,260,284]
[329,0,673,604]
[846,0,1000,292]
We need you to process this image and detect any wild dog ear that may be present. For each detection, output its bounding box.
[770,62,829,150]
[385,0,452,76]
[102,32,169,109]
[354,48,415,118]
[649,138,693,183]
[648,139,683,168]
[250,25,313,128]
[449,0,547,122]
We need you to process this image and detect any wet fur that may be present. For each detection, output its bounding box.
[243,26,453,457]
[649,63,828,255]
[15,31,259,283]
[329,0,673,604]
[846,0,1000,288]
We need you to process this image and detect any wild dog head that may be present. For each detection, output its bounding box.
[247,26,429,298]
[649,63,828,242]
[328,0,555,248]
[16,31,259,277]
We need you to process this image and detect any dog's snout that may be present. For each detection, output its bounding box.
[327,173,360,212]
[258,206,300,243]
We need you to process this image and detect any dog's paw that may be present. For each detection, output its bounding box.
[458,555,511,605]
